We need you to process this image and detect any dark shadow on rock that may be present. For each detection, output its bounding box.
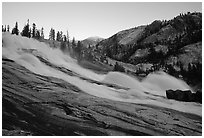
[166,89,202,104]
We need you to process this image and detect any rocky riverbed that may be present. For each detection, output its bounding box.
[2,58,202,136]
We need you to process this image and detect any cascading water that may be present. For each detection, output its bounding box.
[2,32,202,116]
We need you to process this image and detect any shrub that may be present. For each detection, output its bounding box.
[114,62,125,72]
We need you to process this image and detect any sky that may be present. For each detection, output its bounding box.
[2,2,202,40]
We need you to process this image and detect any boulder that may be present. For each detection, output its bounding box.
[166,89,202,104]
[194,90,202,103]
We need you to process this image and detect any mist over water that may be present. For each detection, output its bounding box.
[2,33,201,116]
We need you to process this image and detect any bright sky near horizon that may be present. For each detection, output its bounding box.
[2,2,202,40]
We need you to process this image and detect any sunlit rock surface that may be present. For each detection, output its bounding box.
[2,33,202,135]
[2,59,202,136]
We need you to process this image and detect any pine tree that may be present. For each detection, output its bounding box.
[49,28,53,40]
[66,30,69,43]
[60,31,63,41]
[63,35,67,42]
[41,27,44,39]
[28,28,31,38]
[52,29,55,40]
[49,28,55,40]
[35,30,41,39]
[2,25,5,32]
[32,23,36,38]
[12,22,19,35]
[7,25,10,32]
[21,20,29,37]
[56,31,60,41]
[76,41,82,61]
[72,37,76,47]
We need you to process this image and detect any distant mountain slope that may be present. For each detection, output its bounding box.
[82,36,104,47]
[97,26,146,50]
[114,26,146,45]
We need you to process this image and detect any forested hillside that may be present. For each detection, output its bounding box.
[96,12,202,88]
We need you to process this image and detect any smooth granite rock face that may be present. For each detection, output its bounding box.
[2,59,202,136]
[166,89,202,104]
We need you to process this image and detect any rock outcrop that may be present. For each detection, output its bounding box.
[2,58,202,136]
[166,89,202,103]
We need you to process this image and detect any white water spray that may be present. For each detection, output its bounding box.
[2,33,201,116]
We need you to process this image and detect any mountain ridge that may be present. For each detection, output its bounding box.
[93,12,202,89]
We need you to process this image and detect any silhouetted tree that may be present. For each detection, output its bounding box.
[76,41,82,61]
[32,23,36,38]
[72,37,76,47]
[21,20,30,37]
[28,28,31,38]
[7,25,10,32]
[66,30,69,43]
[53,29,55,40]
[35,30,41,39]
[49,28,55,40]
[40,27,44,39]
[12,22,19,35]
[56,31,60,41]
[49,28,52,40]
[60,31,63,41]
[63,35,67,42]
[56,31,63,41]
[2,25,6,32]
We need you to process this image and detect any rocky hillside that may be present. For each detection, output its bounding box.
[97,26,146,47]
[96,12,202,88]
